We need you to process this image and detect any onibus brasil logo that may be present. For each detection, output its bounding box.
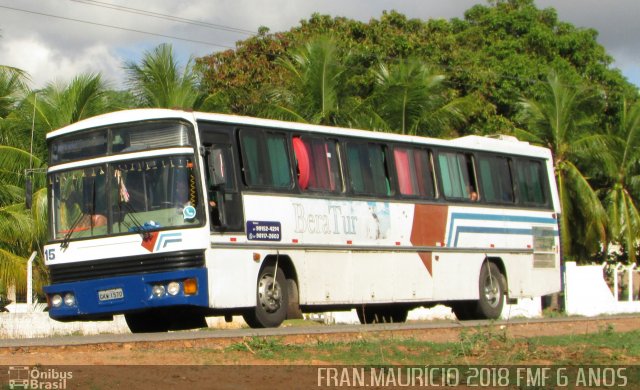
[7,366,72,389]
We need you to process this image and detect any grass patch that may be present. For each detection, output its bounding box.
[181,327,640,366]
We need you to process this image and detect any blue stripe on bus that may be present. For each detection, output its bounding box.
[44,267,209,320]
[453,226,532,247]
[446,212,558,247]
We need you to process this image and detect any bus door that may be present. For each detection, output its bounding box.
[199,125,244,231]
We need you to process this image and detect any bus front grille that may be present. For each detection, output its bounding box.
[48,250,206,284]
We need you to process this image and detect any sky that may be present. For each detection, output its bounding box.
[1,0,639,89]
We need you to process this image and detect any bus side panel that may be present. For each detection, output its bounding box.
[433,206,561,300]
[206,248,258,308]
[298,251,433,305]
[431,253,484,300]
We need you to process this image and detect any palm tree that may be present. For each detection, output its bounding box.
[30,73,111,132]
[262,36,357,126]
[1,72,110,301]
[0,145,47,298]
[600,98,640,263]
[517,70,607,260]
[368,58,467,136]
[125,43,204,109]
[0,66,29,118]
[0,66,31,151]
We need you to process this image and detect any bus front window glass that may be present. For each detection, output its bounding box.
[50,130,107,164]
[111,122,192,154]
[51,166,108,240]
[112,156,201,235]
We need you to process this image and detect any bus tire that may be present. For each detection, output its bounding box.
[286,279,303,319]
[243,266,288,328]
[125,311,170,333]
[477,262,506,320]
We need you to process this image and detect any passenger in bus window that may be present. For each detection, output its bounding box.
[467,185,479,202]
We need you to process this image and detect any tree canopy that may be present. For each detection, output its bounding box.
[2,0,640,300]
[196,0,637,136]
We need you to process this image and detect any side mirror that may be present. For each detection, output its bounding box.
[208,147,227,187]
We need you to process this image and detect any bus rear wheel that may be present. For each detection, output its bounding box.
[451,262,506,321]
[243,266,289,328]
[356,305,408,324]
[477,262,506,319]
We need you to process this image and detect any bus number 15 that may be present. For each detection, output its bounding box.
[44,249,56,261]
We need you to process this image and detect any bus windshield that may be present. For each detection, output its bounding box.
[51,155,202,241]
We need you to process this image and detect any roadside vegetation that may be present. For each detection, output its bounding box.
[186,325,640,365]
[2,0,640,299]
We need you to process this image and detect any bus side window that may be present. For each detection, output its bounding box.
[199,123,245,231]
[346,142,392,196]
[394,147,436,199]
[516,159,548,206]
[478,155,515,204]
[240,129,292,189]
[294,136,343,193]
[437,151,478,202]
[292,136,311,190]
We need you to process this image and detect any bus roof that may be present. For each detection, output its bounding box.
[47,108,552,159]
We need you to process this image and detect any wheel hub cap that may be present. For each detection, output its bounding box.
[258,274,282,313]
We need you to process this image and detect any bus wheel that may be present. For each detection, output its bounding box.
[477,262,506,319]
[356,305,408,324]
[243,266,289,328]
[286,279,303,319]
[125,311,170,333]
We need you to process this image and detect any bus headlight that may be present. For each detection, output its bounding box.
[167,281,180,296]
[63,293,76,306]
[51,294,63,307]
[152,285,166,298]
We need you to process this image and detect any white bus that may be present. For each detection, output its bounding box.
[43,109,561,332]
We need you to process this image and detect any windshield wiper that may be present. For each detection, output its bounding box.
[61,177,98,250]
[60,211,88,250]
[119,201,153,241]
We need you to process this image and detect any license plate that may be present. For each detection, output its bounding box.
[98,288,124,301]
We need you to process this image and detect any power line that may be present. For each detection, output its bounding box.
[69,0,257,36]
[0,4,235,49]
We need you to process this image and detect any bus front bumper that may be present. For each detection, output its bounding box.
[43,268,209,320]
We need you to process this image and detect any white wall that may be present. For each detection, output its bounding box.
[564,261,640,316]
[2,262,639,338]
